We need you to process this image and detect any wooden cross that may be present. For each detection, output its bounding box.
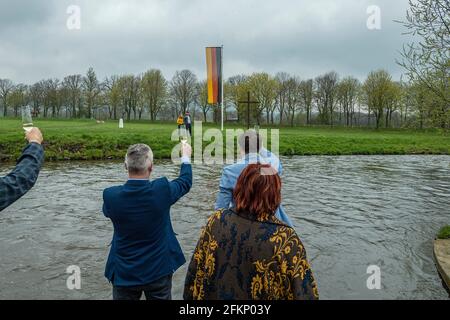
[238,91,259,129]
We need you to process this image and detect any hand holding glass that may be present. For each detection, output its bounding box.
[21,106,33,132]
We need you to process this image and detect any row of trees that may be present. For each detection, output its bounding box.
[0,67,446,129]
[0,1,447,129]
[0,68,204,122]
[395,0,449,130]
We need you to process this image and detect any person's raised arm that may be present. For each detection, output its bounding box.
[169,142,193,205]
[0,128,44,212]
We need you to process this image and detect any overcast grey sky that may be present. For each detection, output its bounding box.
[0,0,414,84]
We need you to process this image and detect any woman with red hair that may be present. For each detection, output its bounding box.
[184,163,318,300]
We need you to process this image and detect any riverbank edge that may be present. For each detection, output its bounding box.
[433,239,450,292]
[1,120,450,162]
[1,149,450,163]
[1,141,449,163]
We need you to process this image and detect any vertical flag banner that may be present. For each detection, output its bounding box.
[205,47,223,105]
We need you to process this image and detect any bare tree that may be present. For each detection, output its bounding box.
[396,0,449,107]
[363,70,393,129]
[7,84,27,117]
[29,81,44,117]
[63,75,83,118]
[226,75,248,123]
[103,76,120,119]
[0,79,14,117]
[384,81,402,128]
[170,70,198,116]
[337,77,360,127]
[141,69,168,121]
[247,72,278,125]
[314,72,339,125]
[299,79,314,125]
[285,76,301,127]
[117,75,140,120]
[275,72,290,125]
[83,67,100,118]
[41,79,60,118]
[398,81,412,126]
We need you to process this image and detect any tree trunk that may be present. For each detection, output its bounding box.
[279,108,283,125]
[376,113,381,129]
[404,106,408,124]
[72,101,76,118]
[2,98,7,117]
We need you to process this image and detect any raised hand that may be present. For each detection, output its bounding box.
[25,127,43,145]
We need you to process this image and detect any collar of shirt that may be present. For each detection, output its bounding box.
[238,153,263,164]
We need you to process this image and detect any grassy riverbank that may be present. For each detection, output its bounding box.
[438,226,450,240]
[0,118,449,161]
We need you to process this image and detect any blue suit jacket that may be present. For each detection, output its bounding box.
[0,143,44,212]
[102,163,192,287]
[214,149,294,227]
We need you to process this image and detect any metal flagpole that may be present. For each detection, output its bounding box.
[221,45,224,131]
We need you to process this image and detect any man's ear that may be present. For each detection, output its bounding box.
[148,164,153,174]
[124,162,128,171]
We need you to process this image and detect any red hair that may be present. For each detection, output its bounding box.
[233,163,281,219]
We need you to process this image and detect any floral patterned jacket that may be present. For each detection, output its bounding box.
[183,209,319,300]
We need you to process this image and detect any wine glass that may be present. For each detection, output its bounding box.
[21,105,33,132]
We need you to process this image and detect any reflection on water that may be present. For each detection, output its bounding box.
[0,155,449,299]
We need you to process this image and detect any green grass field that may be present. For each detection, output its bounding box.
[0,118,449,161]
[437,225,450,239]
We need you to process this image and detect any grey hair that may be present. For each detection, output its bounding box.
[124,144,153,174]
[238,130,262,154]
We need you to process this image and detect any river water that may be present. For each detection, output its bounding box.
[0,155,449,300]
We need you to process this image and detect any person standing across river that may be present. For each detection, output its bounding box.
[176,114,184,135]
[0,128,44,212]
[102,142,192,300]
[184,111,192,136]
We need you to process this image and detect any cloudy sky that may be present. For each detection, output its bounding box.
[0,0,414,84]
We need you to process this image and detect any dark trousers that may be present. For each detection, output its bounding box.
[186,123,192,136]
[112,274,173,300]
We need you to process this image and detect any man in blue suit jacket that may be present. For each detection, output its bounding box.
[102,142,192,300]
[0,128,44,212]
